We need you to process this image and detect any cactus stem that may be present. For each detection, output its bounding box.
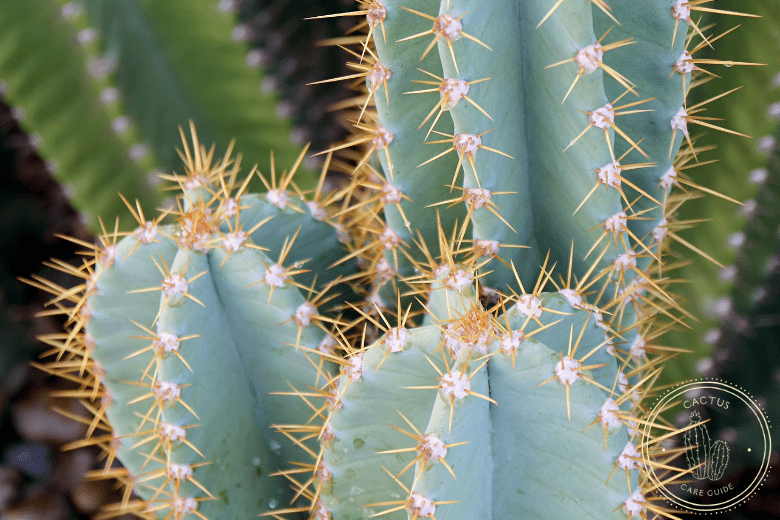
[672,1,762,49]
[537,0,617,29]
[402,349,494,433]
[304,1,387,63]
[427,185,517,245]
[125,322,199,381]
[311,46,389,124]
[376,412,466,482]
[314,121,394,174]
[565,94,653,159]
[420,129,513,191]
[127,254,207,313]
[674,26,765,99]
[672,91,753,164]
[365,467,457,519]
[117,194,169,257]
[537,322,610,420]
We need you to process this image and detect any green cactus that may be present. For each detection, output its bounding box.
[0,0,315,231]
[23,0,766,519]
[662,0,780,386]
[229,0,353,150]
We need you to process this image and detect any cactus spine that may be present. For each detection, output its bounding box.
[25,0,764,519]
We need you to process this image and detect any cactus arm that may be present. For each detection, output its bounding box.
[431,0,538,287]
[153,248,283,517]
[85,172,341,516]
[77,0,312,187]
[431,0,621,288]
[0,0,158,230]
[223,194,354,290]
[86,229,179,482]
[322,327,444,519]
[208,245,333,460]
[412,354,492,520]
[423,272,479,325]
[664,0,779,385]
[324,310,636,519]
[592,0,688,254]
[504,293,618,389]
[370,2,465,276]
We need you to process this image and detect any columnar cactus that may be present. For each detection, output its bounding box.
[0,0,317,230]
[662,0,780,384]
[24,1,763,519]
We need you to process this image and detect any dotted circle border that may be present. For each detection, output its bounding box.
[641,377,773,515]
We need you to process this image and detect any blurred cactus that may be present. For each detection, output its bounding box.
[0,0,326,231]
[230,0,355,150]
[20,0,769,519]
[0,95,130,519]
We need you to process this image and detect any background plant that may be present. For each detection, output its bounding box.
[0,0,353,231]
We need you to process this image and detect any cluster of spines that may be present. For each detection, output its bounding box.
[265,1,763,519]
[24,124,364,519]
[667,0,780,383]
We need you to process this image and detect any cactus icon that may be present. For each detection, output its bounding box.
[683,410,730,481]
[708,439,731,481]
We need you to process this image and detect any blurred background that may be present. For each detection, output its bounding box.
[0,0,777,518]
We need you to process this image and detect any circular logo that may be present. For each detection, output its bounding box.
[641,379,772,514]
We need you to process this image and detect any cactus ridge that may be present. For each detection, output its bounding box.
[23,0,766,519]
[1,0,321,231]
[0,0,160,230]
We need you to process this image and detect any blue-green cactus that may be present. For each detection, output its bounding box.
[25,0,765,519]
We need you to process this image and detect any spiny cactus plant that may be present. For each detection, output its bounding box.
[24,1,766,519]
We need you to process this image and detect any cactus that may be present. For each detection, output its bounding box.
[0,0,318,231]
[708,439,730,481]
[657,0,780,490]
[23,0,765,519]
[229,0,354,151]
[662,0,780,386]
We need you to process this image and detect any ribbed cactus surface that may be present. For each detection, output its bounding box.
[24,0,764,519]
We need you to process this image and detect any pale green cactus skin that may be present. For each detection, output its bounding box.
[320,283,636,519]
[370,0,686,292]
[0,0,312,231]
[84,183,350,518]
